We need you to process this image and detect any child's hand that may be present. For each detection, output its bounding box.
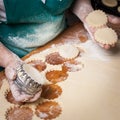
[5,54,42,102]
[108,15,120,37]
[73,0,119,49]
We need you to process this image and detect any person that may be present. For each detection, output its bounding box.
[72,0,120,49]
[0,0,120,102]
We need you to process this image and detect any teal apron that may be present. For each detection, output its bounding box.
[0,0,73,57]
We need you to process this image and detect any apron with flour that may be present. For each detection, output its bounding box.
[0,0,73,57]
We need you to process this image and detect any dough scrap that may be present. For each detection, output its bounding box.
[102,0,118,7]
[94,27,118,44]
[86,10,108,28]
[58,44,79,59]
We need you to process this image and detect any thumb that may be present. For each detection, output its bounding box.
[5,66,17,81]
[108,15,120,24]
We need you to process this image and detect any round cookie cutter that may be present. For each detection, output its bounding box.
[14,63,44,95]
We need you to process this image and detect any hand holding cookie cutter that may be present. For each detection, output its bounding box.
[14,63,45,95]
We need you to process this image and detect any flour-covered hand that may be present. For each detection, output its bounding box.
[5,54,42,102]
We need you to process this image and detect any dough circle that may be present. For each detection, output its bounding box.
[58,44,79,59]
[86,10,108,28]
[94,27,118,44]
[102,0,118,7]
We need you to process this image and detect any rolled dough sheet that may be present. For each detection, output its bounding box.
[0,23,120,120]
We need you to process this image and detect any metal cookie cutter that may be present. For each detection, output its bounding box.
[14,64,44,95]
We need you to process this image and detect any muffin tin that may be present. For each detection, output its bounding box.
[91,0,120,17]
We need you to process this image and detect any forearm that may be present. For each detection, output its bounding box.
[0,42,14,67]
[72,0,93,22]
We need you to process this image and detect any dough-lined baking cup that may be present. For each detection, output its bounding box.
[45,70,68,84]
[28,60,46,72]
[102,0,118,7]
[35,101,62,120]
[85,10,108,28]
[62,60,84,72]
[45,52,65,65]
[6,106,33,120]
[94,27,118,45]
[5,90,24,105]
[14,64,45,95]
[58,44,80,60]
[41,84,62,100]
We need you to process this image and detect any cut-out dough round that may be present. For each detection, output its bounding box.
[102,0,118,7]
[94,27,118,45]
[117,6,120,12]
[58,44,79,59]
[86,10,108,28]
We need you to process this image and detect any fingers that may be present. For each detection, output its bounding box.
[9,80,42,102]
[4,55,40,102]
[108,15,120,24]
[99,43,116,50]
[28,90,42,102]
[9,81,33,102]
[103,44,111,50]
[14,93,33,102]
[5,54,24,81]
[5,65,16,81]
[19,90,42,103]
